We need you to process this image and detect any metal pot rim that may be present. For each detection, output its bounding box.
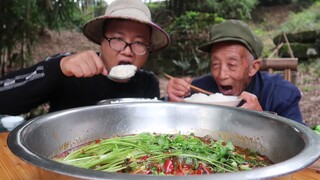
[7,102,320,179]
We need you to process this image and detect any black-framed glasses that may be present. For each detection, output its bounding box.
[104,36,150,55]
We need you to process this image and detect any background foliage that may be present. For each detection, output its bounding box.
[1,0,320,77]
[0,0,104,76]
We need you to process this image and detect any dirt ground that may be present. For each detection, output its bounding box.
[31,29,320,127]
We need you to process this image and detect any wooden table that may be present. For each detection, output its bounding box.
[1,132,319,179]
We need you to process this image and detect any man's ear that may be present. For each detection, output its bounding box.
[249,58,262,77]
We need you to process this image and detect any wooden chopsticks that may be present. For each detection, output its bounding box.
[163,73,213,95]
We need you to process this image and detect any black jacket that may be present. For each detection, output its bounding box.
[0,53,159,115]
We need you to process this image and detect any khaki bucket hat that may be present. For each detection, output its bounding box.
[83,0,170,52]
[198,19,263,59]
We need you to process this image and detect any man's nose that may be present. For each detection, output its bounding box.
[218,66,229,80]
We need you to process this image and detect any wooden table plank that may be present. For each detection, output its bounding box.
[1,132,319,179]
[0,132,75,179]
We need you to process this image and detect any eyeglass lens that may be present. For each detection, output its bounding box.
[107,37,148,55]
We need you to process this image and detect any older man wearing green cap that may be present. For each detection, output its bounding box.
[0,0,170,115]
[167,19,303,124]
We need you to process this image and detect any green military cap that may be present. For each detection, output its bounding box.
[197,19,263,59]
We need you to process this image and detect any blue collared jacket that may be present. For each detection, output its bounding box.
[192,71,303,124]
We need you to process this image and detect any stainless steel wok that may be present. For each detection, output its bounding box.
[7,102,320,179]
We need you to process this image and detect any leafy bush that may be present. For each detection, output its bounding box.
[163,0,258,20]
[259,0,292,6]
[214,0,259,19]
[278,3,320,33]
[147,0,259,77]
[0,0,82,76]
[149,11,217,76]
[259,0,316,6]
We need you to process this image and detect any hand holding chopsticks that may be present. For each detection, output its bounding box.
[163,73,213,95]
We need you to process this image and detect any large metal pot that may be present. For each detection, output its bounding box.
[7,102,320,179]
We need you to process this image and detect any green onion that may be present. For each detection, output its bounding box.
[55,132,272,174]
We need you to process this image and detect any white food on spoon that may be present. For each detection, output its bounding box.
[108,64,137,80]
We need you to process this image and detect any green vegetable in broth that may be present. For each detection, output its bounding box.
[313,125,320,135]
[54,133,273,175]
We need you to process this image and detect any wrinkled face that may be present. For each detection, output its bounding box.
[100,19,151,71]
[210,41,260,96]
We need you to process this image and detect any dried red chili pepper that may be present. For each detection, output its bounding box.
[199,163,211,174]
[140,155,149,161]
[164,158,174,174]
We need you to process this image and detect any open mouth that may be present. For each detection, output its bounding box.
[118,61,132,65]
[220,85,233,95]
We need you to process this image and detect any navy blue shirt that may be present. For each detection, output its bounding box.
[192,71,303,123]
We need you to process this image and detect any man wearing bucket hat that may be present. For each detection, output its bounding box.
[167,19,303,123]
[0,0,170,115]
